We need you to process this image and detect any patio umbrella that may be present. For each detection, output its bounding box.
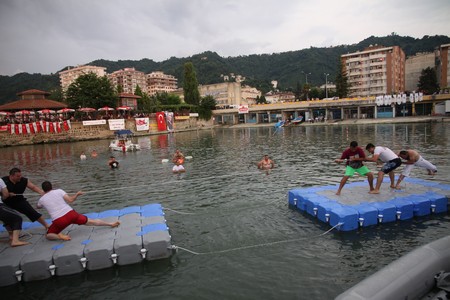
[117,106,132,111]
[78,107,96,112]
[15,110,35,116]
[98,106,115,111]
[57,108,75,113]
[0,111,12,116]
[37,109,56,114]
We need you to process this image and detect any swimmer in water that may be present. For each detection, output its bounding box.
[257,155,275,170]
[80,152,87,160]
[108,156,119,169]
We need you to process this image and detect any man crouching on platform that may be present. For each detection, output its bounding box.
[37,181,120,241]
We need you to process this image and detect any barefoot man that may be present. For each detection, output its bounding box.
[335,141,374,195]
[363,143,402,194]
[1,178,29,247]
[395,149,437,189]
[37,181,120,241]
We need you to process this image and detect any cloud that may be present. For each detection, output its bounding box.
[0,0,449,75]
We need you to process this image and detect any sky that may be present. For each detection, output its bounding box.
[0,0,449,76]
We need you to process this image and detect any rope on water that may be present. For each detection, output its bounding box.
[171,222,343,256]
[21,170,261,197]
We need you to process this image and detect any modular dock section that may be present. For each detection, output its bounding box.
[288,178,450,231]
[0,203,172,287]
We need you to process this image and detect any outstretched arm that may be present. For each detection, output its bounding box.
[27,180,44,196]
[63,191,84,204]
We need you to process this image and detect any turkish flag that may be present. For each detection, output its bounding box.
[156,112,167,131]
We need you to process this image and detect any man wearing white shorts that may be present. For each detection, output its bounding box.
[395,149,437,189]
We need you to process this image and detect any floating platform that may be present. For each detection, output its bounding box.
[0,203,172,287]
[288,178,450,231]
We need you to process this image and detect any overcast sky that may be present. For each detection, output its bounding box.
[0,0,449,76]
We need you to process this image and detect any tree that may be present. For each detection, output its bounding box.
[65,73,117,108]
[156,92,181,105]
[335,59,350,98]
[417,67,439,94]
[198,95,216,120]
[183,62,200,105]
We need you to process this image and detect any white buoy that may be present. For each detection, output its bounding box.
[161,159,169,163]
[185,156,193,160]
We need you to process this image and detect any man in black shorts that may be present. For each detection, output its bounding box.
[2,167,48,229]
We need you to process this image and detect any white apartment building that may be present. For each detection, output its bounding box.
[405,52,436,92]
[146,71,178,95]
[241,85,261,105]
[341,45,405,97]
[59,65,107,93]
[199,82,242,108]
[109,68,147,94]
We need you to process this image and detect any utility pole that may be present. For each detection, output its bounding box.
[324,73,329,99]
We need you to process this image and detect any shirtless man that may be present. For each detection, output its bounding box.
[395,149,437,189]
[172,149,185,164]
[37,181,120,241]
[361,144,402,194]
[258,155,275,170]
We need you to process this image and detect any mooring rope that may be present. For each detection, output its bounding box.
[170,222,343,256]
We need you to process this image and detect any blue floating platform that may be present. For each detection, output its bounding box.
[0,203,172,287]
[288,178,450,232]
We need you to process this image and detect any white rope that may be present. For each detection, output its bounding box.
[21,170,261,197]
[172,222,343,256]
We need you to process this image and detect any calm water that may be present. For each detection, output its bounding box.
[1,123,449,300]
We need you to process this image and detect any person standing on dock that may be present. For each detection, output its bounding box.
[395,149,437,189]
[335,141,374,195]
[37,181,120,241]
[0,178,29,247]
[2,168,49,230]
[363,144,402,194]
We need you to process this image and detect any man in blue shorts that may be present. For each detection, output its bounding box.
[363,143,402,194]
[335,141,374,195]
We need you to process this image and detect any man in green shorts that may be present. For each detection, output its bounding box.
[335,141,374,195]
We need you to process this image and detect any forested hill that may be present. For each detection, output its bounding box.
[1,34,449,104]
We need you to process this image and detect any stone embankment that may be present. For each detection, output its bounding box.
[0,118,213,147]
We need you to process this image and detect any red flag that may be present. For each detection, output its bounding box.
[156,112,167,131]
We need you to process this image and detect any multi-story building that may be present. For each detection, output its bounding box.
[341,45,405,97]
[405,52,436,92]
[146,71,177,95]
[59,65,107,93]
[438,44,450,90]
[199,82,242,108]
[109,68,147,94]
[241,85,261,105]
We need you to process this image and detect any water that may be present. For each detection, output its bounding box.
[1,123,449,300]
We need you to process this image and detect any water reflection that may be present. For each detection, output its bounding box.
[1,123,449,300]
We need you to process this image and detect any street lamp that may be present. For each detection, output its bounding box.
[324,73,329,99]
[301,71,311,84]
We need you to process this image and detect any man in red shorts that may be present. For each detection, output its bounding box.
[37,181,120,241]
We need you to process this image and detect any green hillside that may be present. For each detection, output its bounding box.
[0,34,448,105]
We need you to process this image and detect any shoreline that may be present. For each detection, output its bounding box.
[0,116,448,148]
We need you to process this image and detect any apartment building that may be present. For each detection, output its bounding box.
[341,45,405,97]
[199,82,242,108]
[439,44,450,89]
[241,85,261,105]
[146,71,177,95]
[109,68,147,94]
[59,65,107,92]
[405,52,436,92]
